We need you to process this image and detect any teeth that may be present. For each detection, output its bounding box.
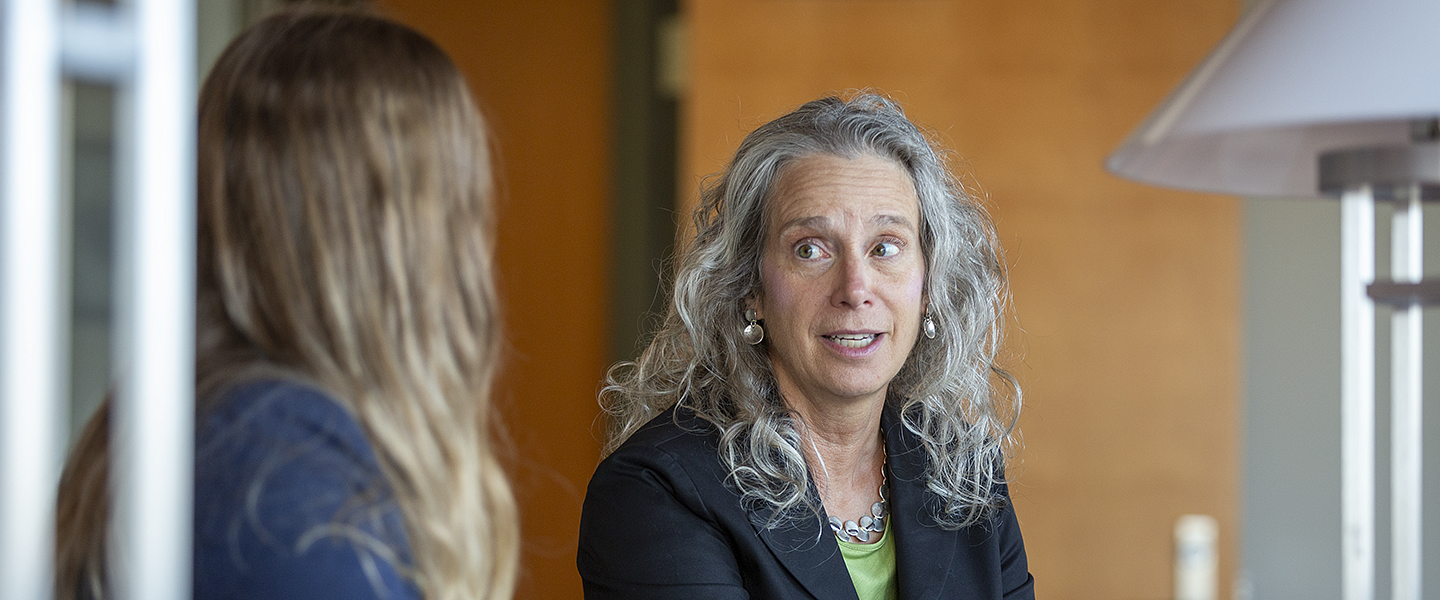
[829,334,876,348]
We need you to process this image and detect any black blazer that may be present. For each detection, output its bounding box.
[578,405,1035,599]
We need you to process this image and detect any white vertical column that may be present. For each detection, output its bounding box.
[109,0,195,598]
[1175,514,1220,600]
[0,0,64,599]
[1390,187,1423,600]
[1342,186,1376,600]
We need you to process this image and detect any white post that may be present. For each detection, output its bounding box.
[1175,514,1220,600]
[0,0,64,598]
[109,0,195,598]
[1342,186,1376,600]
[1390,187,1423,600]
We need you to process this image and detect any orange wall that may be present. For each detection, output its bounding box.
[683,1,1241,599]
[377,2,610,598]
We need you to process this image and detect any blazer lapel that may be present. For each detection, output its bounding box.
[884,408,960,600]
[750,494,861,599]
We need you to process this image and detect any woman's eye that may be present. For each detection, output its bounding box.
[873,242,900,257]
[795,243,819,259]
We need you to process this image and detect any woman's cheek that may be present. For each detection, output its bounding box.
[907,262,926,302]
[758,261,792,314]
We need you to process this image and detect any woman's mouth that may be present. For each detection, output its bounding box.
[825,333,878,348]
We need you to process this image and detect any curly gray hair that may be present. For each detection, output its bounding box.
[600,92,1020,529]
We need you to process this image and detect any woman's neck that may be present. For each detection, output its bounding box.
[781,387,887,527]
[773,368,887,456]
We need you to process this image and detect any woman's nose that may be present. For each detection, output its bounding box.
[830,251,874,309]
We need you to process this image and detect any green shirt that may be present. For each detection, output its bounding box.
[836,524,898,600]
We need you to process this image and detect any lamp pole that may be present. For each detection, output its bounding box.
[1321,139,1439,600]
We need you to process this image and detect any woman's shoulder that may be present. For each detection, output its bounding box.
[591,404,737,500]
[194,379,415,600]
[195,378,389,522]
[199,380,369,454]
[607,403,725,463]
[197,379,389,490]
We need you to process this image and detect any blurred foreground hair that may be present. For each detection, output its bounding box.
[56,9,517,600]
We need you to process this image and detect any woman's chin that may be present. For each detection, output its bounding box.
[806,370,899,406]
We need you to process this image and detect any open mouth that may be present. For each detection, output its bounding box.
[825,333,878,348]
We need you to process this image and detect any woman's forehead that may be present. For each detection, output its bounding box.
[766,153,919,234]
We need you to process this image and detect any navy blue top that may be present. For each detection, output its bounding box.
[193,380,419,600]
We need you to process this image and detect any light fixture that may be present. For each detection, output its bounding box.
[1106,2,1440,600]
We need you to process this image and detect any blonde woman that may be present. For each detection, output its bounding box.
[56,10,516,600]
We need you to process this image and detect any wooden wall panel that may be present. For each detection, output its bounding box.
[376,2,610,598]
[684,2,1241,598]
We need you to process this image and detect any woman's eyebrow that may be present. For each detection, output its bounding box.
[776,215,831,235]
[872,213,915,231]
[776,213,915,236]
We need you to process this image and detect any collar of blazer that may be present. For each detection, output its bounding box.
[746,405,961,600]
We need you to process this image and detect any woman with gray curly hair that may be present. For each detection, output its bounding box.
[579,93,1033,600]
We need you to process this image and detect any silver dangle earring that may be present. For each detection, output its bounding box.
[923,306,937,340]
[742,308,765,345]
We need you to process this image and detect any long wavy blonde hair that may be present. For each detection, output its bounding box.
[55,10,517,600]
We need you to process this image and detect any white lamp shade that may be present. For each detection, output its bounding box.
[1106,0,1440,198]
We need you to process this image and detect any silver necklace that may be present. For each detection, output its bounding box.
[827,438,888,543]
